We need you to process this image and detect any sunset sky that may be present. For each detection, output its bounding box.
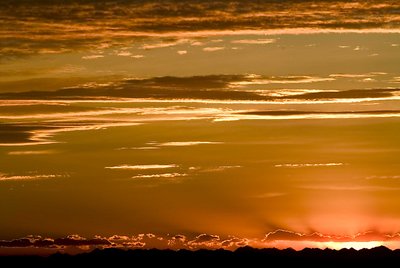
[1,0,400,255]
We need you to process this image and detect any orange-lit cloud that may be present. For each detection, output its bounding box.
[1,1,399,57]
[105,164,178,170]
[5,230,400,254]
[203,47,225,52]
[0,173,67,181]
[231,38,276,44]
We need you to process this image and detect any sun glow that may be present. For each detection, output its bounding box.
[322,241,384,250]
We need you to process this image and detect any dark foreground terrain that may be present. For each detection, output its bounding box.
[1,246,399,266]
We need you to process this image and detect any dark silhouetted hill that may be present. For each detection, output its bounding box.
[1,246,399,266]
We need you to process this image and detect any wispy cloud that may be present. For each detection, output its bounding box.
[251,192,287,199]
[274,163,344,168]
[231,38,276,44]
[131,54,145,59]
[203,47,225,52]
[131,173,187,179]
[105,164,178,170]
[81,55,104,60]
[199,165,242,172]
[7,150,56,155]
[152,141,222,147]
[0,173,67,181]
[299,185,400,191]
[140,39,190,50]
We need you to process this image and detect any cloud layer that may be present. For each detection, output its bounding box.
[2,74,400,103]
[1,0,399,57]
[4,229,400,253]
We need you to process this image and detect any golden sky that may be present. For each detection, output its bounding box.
[1,0,400,255]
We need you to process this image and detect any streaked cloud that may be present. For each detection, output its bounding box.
[131,54,145,59]
[4,74,386,102]
[199,165,242,173]
[299,185,400,191]
[140,39,190,50]
[231,38,276,44]
[81,55,104,60]
[177,50,187,55]
[7,150,56,155]
[328,73,383,78]
[229,75,335,87]
[0,173,67,181]
[366,175,400,180]
[251,192,287,199]
[203,47,225,52]
[131,173,187,179]
[105,164,178,170]
[153,141,222,147]
[117,146,158,150]
[274,163,344,168]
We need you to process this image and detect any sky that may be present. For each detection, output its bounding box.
[1,0,400,255]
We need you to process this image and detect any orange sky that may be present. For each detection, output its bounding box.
[1,0,400,254]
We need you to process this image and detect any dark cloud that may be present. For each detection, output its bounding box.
[283,89,400,100]
[0,123,47,144]
[241,110,400,116]
[1,0,399,57]
[0,75,264,100]
[1,75,399,102]
[0,235,111,248]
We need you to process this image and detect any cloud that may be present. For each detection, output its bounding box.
[152,141,222,147]
[8,150,56,155]
[278,88,400,100]
[0,173,67,181]
[274,163,344,168]
[299,185,400,192]
[231,38,276,44]
[0,74,341,101]
[115,51,132,57]
[251,192,287,199]
[328,73,383,78]
[140,39,190,50]
[230,75,335,86]
[198,165,242,173]
[131,173,187,179]
[0,121,143,146]
[117,146,158,150]
[4,230,400,252]
[188,234,221,248]
[366,175,400,180]
[390,77,400,83]
[81,55,104,60]
[177,50,187,55]
[105,164,178,170]
[203,47,225,52]
[234,110,400,121]
[263,230,400,244]
[1,1,399,58]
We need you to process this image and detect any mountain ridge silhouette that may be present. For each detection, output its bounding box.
[1,245,399,266]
